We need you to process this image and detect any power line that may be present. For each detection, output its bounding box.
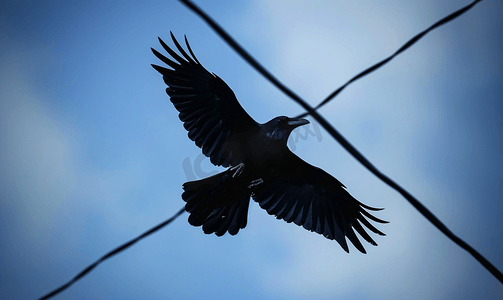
[297,0,485,118]
[180,0,502,284]
[38,0,499,298]
[38,207,186,300]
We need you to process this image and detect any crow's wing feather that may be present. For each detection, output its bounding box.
[252,152,387,253]
[151,32,258,167]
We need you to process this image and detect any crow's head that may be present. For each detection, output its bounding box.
[263,116,309,142]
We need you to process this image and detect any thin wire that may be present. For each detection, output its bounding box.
[296,0,484,118]
[38,207,186,300]
[36,1,499,299]
[179,0,503,285]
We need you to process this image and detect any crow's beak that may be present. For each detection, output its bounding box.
[287,118,310,128]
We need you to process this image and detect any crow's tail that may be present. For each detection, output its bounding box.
[182,170,251,236]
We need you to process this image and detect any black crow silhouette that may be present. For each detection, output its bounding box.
[151,33,387,253]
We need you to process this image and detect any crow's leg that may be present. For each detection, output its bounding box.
[248,178,264,188]
[229,162,245,178]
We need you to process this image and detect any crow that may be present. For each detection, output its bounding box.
[151,33,387,253]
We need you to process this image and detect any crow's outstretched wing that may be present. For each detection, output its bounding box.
[252,152,387,253]
[151,32,259,167]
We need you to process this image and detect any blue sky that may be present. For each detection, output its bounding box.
[1,0,502,299]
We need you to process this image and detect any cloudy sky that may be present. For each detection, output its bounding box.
[1,0,502,299]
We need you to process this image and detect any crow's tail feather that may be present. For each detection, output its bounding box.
[182,171,251,236]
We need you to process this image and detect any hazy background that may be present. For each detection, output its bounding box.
[1,0,502,299]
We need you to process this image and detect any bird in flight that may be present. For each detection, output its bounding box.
[151,33,387,253]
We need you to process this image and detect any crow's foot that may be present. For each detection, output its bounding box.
[229,162,245,178]
[248,178,264,188]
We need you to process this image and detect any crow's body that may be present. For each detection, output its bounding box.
[152,33,387,253]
